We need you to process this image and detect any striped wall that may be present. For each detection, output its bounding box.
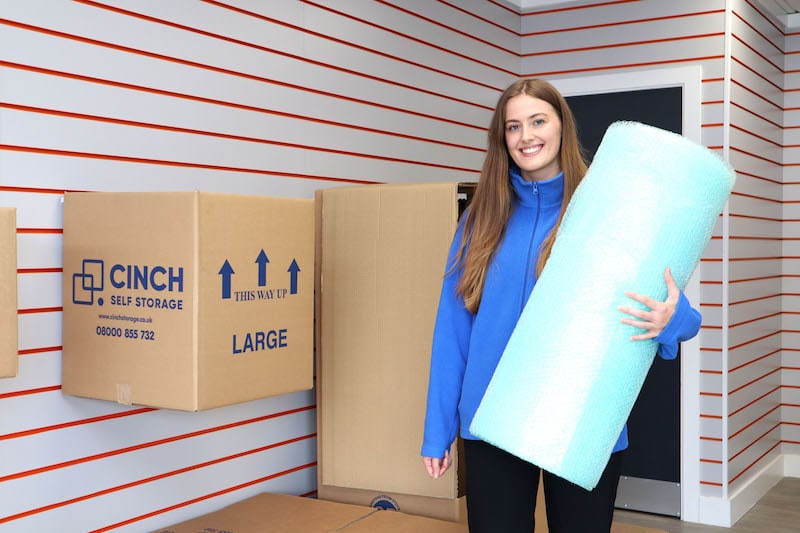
[3,0,797,530]
[0,1,517,531]
[727,0,784,501]
[520,0,797,526]
[783,7,800,468]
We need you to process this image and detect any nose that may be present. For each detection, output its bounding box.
[520,124,535,142]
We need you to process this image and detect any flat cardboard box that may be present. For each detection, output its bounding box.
[62,191,314,411]
[153,492,468,532]
[315,183,474,521]
[0,208,17,378]
[153,491,667,532]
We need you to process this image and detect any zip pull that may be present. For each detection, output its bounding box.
[532,182,539,196]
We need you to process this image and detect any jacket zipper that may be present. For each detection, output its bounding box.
[521,182,541,313]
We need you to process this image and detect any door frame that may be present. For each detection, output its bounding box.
[550,65,704,523]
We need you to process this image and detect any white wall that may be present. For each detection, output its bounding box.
[2,0,797,530]
[0,1,517,531]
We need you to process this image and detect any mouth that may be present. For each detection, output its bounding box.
[521,145,542,156]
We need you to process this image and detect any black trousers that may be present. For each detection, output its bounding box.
[463,439,624,533]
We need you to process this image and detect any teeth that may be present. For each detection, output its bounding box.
[522,146,541,155]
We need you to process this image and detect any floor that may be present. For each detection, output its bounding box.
[613,477,800,533]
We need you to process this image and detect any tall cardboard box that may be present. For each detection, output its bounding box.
[1,208,18,378]
[316,183,474,522]
[62,192,314,411]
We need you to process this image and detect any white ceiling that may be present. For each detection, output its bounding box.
[509,0,800,29]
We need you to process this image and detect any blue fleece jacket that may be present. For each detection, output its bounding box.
[420,168,702,460]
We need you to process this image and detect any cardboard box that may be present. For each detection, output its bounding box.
[1,208,17,378]
[62,191,314,411]
[315,183,474,522]
[153,492,468,532]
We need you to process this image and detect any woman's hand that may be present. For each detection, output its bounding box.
[618,267,679,341]
[423,450,451,479]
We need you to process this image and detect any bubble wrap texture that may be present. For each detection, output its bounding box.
[469,121,735,490]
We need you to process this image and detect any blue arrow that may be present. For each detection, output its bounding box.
[255,249,270,287]
[288,259,300,294]
[219,260,235,299]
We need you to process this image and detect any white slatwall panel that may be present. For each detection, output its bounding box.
[784,17,800,457]
[0,1,516,530]
[728,0,784,494]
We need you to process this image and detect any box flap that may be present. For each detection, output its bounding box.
[0,208,18,378]
[151,492,374,532]
[318,182,462,499]
[152,492,468,532]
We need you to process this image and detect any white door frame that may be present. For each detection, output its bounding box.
[550,65,704,523]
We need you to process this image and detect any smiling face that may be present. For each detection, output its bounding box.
[504,94,563,182]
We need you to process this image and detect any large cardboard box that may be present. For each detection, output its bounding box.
[153,492,468,532]
[1,208,17,378]
[154,491,665,532]
[62,191,314,411]
[315,183,474,522]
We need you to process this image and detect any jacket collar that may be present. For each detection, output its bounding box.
[509,166,564,208]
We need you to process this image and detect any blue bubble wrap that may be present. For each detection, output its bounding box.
[469,121,735,490]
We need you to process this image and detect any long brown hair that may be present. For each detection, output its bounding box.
[454,78,588,313]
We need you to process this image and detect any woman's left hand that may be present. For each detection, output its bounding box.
[618,267,679,341]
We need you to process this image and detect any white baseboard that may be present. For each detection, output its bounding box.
[695,454,786,527]
[785,454,800,477]
[728,455,784,525]
[696,494,732,527]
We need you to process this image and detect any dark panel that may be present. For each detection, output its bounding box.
[565,87,682,484]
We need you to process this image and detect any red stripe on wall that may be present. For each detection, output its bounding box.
[742,0,786,36]
[16,228,62,235]
[730,369,781,396]
[0,385,62,400]
[521,0,638,17]
[0,20,490,126]
[18,345,62,356]
[1,102,484,165]
[731,35,784,76]
[730,350,781,373]
[73,0,510,95]
[18,307,61,315]
[730,412,781,445]
[0,186,68,194]
[18,268,63,275]
[321,0,519,59]
[90,461,317,533]
[437,0,520,36]
[524,55,725,78]
[523,10,724,37]
[729,386,781,418]
[0,407,157,441]
[733,8,784,56]
[0,437,317,526]
[522,33,724,58]
[729,441,781,484]
[0,60,486,142]
[0,405,316,483]
[0,144,386,185]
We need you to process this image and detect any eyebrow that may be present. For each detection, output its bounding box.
[505,112,547,124]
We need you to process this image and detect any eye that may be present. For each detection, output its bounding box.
[506,123,520,132]
[532,118,545,127]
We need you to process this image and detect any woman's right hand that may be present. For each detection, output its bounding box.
[423,450,451,478]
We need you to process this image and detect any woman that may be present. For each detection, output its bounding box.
[420,79,701,532]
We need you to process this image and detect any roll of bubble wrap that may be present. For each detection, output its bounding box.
[469,121,735,490]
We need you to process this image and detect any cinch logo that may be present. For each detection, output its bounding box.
[73,259,104,305]
[369,494,400,512]
[72,259,185,306]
